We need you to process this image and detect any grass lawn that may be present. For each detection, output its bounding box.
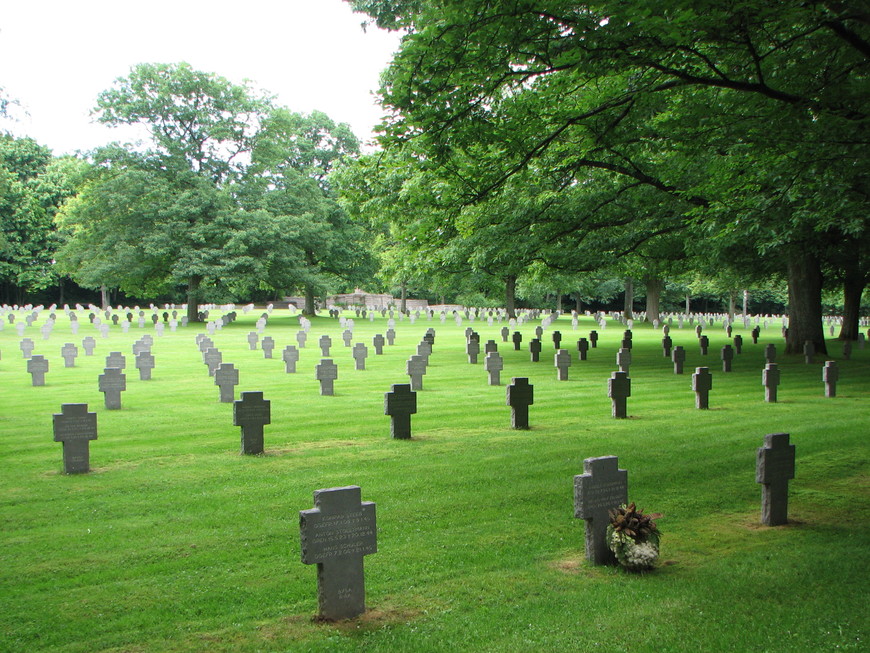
[1,307,867,652]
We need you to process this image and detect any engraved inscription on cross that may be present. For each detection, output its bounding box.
[233,391,270,454]
[53,403,98,474]
[756,432,795,526]
[574,456,628,565]
[384,383,417,439]
[299,486,377,621]
[506,377,533,429]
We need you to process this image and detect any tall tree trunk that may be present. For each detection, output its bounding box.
[505,275,517,318]
[742,289,749,317]
[304,284,316,316]
[685,293,691,314]
[623,278,634,320]
[727,290,737,322]
[100,285,109,310]
[785,248,827,354]
[839,263,866,341]
[574,292,582,314]
[644,276,663,323]
[186,275,202,322]
[58,277,65,305]
[554,289,562,313]
[400,281,407,313]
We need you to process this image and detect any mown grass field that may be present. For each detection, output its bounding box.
[1,308,867,652]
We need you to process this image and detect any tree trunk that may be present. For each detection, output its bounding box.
[58,277,65,305]
[574,292,582,314]
[742,289,749,317]
[400,281,407,313]
[623,278,634,320]
[785,248,827,354]
[304,284,316,316]
[838,264,866,341]
[644,276,663,323]
[727,290,737,322]
[505,275,517,319]
[186,275,202,322]
[685,293,691,314]
[100,285,109,310]
[554,289,562,313]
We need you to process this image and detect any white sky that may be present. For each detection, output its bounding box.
[0,0,402,155]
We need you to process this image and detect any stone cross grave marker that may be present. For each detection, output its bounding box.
[106,351,126,370]
[484,340,498,355]
[203,348,222,376]
[756,432,795,526]
[574,456,628,565]
[699,335,709,355]
[296,330,307,348]
[672,346,686,374]
[282,345,299,373]
[506,377,533,429]
[608,371,631,418]
[384,383,416,439]
[803,341,815,364]
[466,339,480,364]
[589,330,599,348]
[765,343,776,364]
[529,338,542,362]
[555,349,572,381]
[535,325,543,339]
[98,367,126,409]
[20,338,35,359]
[406,355,426,391]
[721,345,734,372]
[386,328,396,346]
[82,336,96,356]
[692,367,713,409]
[416,341,431,365]
[28,355,49,386]
[751,326,760,344]
[616,348,631,374]
[512,331,522,350]
[61,343,78,368]
[319,335,332,357]
[552,330,562,349]
[247,332,259,350]
[733,334,743,354]
[823,360,839,397]
[316,359,339,396]
[372,334,385,355]
[762,363,780,402]
[299,486,377,621]
[215,363,240,402]
[233,391,270,454]
[136,351,155,380]
[485,351,503,385]
[261,336,275,359]
[662,335,673,358]
[53,403,98,474]
[577,338,589,361]
[500,326,509,342]
[342,330,353,347]
[352,343,368,370]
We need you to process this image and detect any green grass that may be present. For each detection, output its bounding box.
[1,309,867,652]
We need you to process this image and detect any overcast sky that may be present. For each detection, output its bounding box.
[0,0,402,155]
